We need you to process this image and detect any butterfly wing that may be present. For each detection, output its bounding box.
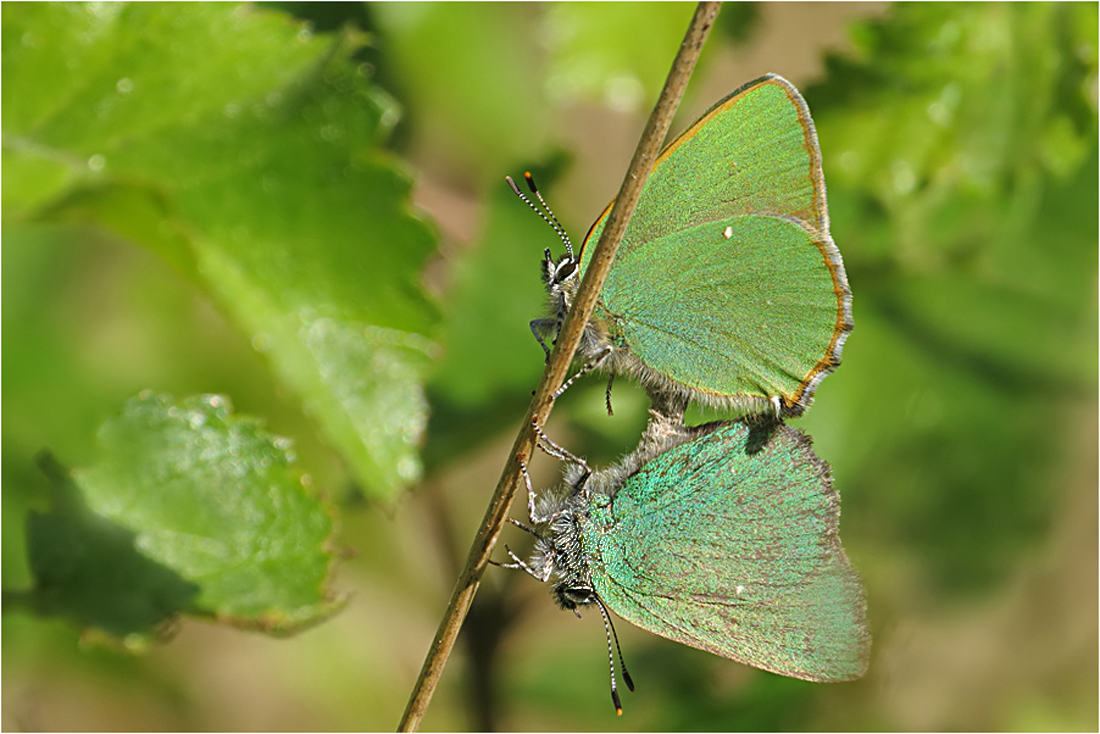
[583,422,870,681]
[581,74,851,411]
[604,214,845,409]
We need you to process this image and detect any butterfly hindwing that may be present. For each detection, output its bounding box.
[601,214,845,406]
[583,422,870,681]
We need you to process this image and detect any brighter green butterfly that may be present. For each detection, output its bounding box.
[500,413,870,712]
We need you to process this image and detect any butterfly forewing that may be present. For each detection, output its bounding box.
[579,74,828,267]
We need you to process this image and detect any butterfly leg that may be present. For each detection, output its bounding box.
[490,544,552,583]
[646,386,688,424]
[506,516,538,536]
[605,374,614,416]
[518,452,554,525]
[514,452,570,527]
[531,417,591,476]
[529,317,555,362]
[552,345,613,401]
[487,545,525,570]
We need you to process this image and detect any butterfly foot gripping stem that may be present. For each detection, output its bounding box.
[530,417,591,476]
[529,316,555,362]
[517,452,551,525]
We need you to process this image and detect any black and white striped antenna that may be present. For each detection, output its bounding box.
[595,597,635,715]
[505,172,575,261]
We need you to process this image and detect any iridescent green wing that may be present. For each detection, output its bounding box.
[581,75,850,410]
[584,422,869,681]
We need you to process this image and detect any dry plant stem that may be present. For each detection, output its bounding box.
[397,3,722,730]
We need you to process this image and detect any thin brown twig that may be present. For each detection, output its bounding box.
[397,3,722,730]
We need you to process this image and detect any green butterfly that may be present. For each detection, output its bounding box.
[500,413,870,713]
[518,74,852,417]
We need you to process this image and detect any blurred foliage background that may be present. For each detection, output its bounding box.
[3,2,1097,731]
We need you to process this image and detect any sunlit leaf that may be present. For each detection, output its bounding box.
[544,4,700,111]
[2,3,440,501]
[25,393,342,644]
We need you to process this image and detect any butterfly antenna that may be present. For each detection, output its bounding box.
[595,597,634,716]
[524,172,575,260]
[505,175,575,261]
[598,597,635,693]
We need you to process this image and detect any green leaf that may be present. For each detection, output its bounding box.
[544,3,701,111]
[372,3,550,188]
[24,393,342,644]
[2,3,439,501]
[801,2,1098,592]
[431,177,555,409]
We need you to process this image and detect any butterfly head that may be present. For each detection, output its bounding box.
[504,461,635,713]
[553,584,597,612]
[542,245,579,297]
[547,249,579,285]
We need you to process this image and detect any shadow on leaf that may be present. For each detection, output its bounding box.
[20,452,202,643]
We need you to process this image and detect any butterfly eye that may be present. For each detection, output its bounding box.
[555,259,578,283]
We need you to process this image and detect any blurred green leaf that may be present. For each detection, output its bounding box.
[2,3,440,501]
[544,4,700,112]
[24,452,201,647]
[714,2,761,47]
[22,393,342,644]
[431,177,556,409]
[372,3,549,188]
[801,2,1098,592]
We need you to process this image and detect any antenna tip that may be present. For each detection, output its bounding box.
[612,690,623,716]
[624,670,635,692]
[505,176,522,195]
[523,171,539,193]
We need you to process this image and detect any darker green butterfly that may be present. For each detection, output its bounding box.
[513,73,852,417]
[498,413,870,713]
